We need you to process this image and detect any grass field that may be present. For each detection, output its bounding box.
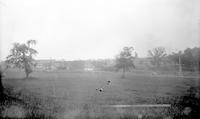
[2,69,199,119]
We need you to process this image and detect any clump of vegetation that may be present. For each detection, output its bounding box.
[165,86,200,119]
[0,86,66,119]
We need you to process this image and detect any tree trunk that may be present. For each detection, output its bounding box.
[23,53,29,79]
[121,68,125,78]
[25,69,29,78]
[0,72,4,96]
[156,60,160,69]
[24,58,31,79]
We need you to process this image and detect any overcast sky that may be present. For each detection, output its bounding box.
[0,0,199,60]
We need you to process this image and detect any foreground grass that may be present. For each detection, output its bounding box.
[1,69,198,118]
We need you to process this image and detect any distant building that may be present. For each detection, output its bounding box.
[34,59,70,71]
[84,61,94,71]
[35,59,56,71]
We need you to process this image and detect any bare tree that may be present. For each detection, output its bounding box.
[148,47,166,68]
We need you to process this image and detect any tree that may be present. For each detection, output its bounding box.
[148,47,166,68]
[182,47,200,72]
[168,47,200,72]
[191,47,200,72]
[6,40,38,78]
[115,47,136,78]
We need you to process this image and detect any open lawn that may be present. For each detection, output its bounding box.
[2,69,199,119]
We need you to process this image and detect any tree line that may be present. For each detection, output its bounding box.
[0,40,200,97]
[1,40,200,79]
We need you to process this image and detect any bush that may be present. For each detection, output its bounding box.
[170,86,200,118]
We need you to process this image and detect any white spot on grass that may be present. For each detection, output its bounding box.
[137,114,143,119]
[64,109,81,119]
[151,72,158,75]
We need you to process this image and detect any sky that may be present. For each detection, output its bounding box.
[0,0,200,60]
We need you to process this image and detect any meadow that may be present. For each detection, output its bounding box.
[1,69,199,119]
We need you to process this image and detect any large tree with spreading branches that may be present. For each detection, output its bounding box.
[6,40,38,78]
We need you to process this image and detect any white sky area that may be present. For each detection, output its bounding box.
[0,0,200,60]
